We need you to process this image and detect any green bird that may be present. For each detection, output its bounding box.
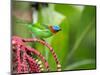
[15,18,61,39]
[27,23,61,39]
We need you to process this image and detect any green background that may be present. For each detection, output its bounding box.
[12,1,96,72]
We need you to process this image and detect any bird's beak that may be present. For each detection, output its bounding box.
[59,29,62,31]
[56,29,61,32]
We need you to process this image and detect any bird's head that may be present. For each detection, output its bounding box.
[49,25,61,33]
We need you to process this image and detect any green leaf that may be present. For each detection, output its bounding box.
[65,59,95,70]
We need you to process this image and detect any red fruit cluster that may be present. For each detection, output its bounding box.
[12,36,61,74]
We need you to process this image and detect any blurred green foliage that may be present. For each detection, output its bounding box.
[12,1,96,72]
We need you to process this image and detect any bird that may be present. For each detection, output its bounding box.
[15,18,61,39]
[27,23,61,39]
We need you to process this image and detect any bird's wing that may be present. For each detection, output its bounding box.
[32,23,50,30]
[31,27,53,38]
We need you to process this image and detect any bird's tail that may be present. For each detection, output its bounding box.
[16,19,31,25]
[13,16,34,35]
